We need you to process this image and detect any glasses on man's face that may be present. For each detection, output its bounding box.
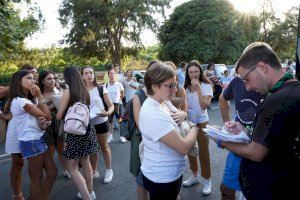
[241,64,257,82]
[160,82,178,90]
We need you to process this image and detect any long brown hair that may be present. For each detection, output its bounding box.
[81,65,98,87]
[5,70,36,113]
[184,60,212,89]
[63,66,90,106]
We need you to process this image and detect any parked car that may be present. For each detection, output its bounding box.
[201,63,229,99]
[132,70,146,83]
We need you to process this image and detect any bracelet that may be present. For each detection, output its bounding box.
[217,140,224,149]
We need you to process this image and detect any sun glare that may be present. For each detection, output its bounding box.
[229,0,259,13]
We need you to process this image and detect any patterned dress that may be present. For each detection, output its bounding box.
[63,121,100,160]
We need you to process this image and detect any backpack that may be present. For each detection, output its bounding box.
[97,86,108,111]
[64,102,89,135]
[120,89,147,141]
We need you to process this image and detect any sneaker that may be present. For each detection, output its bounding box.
[120,136,127,143]
[103,169,113,183]
[202,179,212,196]
[107,134,113,143]
[93,171,99,179]
[77,191,96,199]
[182,175,200,187]
[63,170,71,179]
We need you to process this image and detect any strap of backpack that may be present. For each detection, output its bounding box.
[136,89,147,105]
[97,86,108,111]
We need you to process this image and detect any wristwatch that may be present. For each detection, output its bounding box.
[217,140,224,149]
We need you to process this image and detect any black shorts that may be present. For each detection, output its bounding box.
[94,121,109,134]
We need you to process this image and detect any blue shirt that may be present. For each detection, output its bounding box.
[177,69,185,88]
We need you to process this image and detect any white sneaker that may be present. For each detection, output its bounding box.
[120,136,127,143]
[103,169,113,183]
[63,170,71,179]
[77,191,96,199]
[107,134,113,143]
[202,179,212,196]
[93,171,99,179]
[182,175,200,187]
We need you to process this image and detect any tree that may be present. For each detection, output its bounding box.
[259,6,299,60]
[0,0,42,60]
[59,0,171,68]
[158,0,260,64]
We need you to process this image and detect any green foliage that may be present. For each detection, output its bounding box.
[158,0,260,64]
[0,0,42,60]
[259,5,299,60]
[58,0,171,68]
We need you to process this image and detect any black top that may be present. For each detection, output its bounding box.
[240,81,300,200]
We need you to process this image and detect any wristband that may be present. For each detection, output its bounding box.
[217,140,224,149]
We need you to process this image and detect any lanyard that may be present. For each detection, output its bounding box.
[269,73,294,94]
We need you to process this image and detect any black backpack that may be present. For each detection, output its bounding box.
[120,89,147,141]
[97,86,108,111]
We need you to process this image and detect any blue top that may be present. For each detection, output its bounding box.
[177,69,185,88]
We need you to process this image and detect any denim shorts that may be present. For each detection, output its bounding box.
[19,138,48,159]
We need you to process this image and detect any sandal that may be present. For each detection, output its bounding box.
[12,193,25,200]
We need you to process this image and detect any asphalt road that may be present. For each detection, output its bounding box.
[0,100,235,200]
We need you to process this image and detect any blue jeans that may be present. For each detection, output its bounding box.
[222,152,241,191]
[19,138,48,159]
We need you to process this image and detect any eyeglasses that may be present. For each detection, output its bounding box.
[160,82,178,90]
[241,64,257,82]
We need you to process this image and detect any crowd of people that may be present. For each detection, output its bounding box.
[0,41,299,200]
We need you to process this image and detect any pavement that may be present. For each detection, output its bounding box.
[0,100,235,200]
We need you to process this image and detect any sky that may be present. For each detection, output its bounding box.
[22,0,299,49]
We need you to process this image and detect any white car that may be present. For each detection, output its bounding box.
[132,70,146,83]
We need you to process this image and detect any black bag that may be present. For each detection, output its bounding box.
[120,89,147,141]
[97,86,108,111]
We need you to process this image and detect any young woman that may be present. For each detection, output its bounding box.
[9,70,53,200]
[56,66,99,200]
[81,66,115,184]
[4,73,24,200]
[38,70,69,178]
[183,60,213,196]
[123,69,138,104]
[105,67,125,143]
[139,62,199,200]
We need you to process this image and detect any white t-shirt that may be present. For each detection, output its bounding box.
[139,97,186,183]
[123,79,138,103]
[5,118,20,153]
[186,82,213,124]
[11,97,45,141]
[105,82,124,104]
[89,87,108,125]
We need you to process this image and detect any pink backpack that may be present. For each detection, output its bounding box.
[64,102,89,135]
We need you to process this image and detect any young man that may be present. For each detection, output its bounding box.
[219,42,300,199]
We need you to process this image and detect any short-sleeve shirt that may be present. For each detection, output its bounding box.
[105,82,124,104]
[123,79,138,103]
[11,97,45,141]
[89,87,108,125]
[186,82,213,124]
[239,81,300,199]
[139,97,186,183]
[223,77,264,127]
